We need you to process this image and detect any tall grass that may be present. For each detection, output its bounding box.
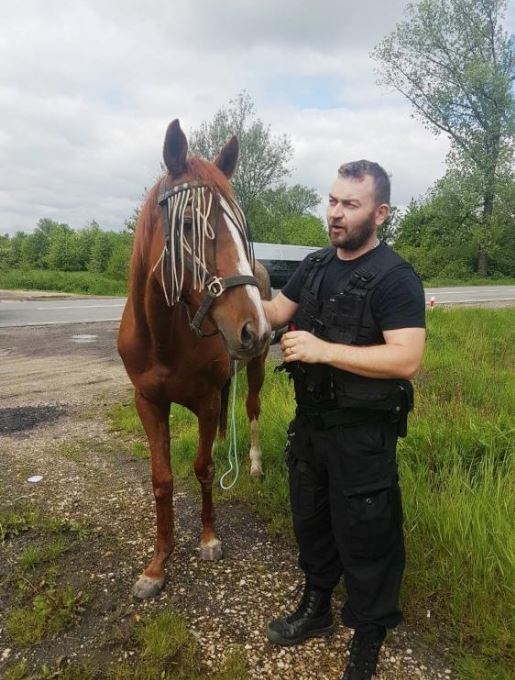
[0,269,127,295]
[109,308,514,677]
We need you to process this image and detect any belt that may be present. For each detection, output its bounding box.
[296,405,388,430]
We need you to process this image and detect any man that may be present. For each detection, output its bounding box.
[261,160,426,680]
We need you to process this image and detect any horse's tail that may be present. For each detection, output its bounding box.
[219,378,231,439]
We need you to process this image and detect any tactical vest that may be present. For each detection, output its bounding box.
[288,243,415,426]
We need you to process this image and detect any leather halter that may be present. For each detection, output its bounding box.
[157,179,259,337]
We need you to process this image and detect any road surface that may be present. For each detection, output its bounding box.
[0,286,514,327]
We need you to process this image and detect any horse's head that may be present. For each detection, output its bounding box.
[147,119,270,359]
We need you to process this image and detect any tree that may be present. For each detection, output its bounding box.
[247,184,324,244]
[190,93,325,245]
[105,232,133,281]
[88,230,112,273]
[372,0,514,274]
[393,168,515,279]
[378,206,401,244]
[45,224,83,271]
[189,91,294,215]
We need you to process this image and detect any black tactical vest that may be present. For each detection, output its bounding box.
[288,243,415,420]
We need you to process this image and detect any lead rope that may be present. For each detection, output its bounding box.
[219,360,240,491]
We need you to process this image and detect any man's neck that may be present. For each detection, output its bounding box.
[336,237,381,261]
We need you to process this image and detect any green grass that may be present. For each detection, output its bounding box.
[1,267,513,299]
[110,307,514,678]
[5,584,87,645]
[3,610,248,680]
[2,507,89,650]
[0,268,126,296]
[18,536,76,571]
[0,508,86,542]
[422,276,515,286]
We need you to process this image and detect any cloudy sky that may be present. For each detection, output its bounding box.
[1,0,513,235]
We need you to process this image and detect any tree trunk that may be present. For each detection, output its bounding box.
[477,249,488,277]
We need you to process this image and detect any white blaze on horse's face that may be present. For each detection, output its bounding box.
[219,197,269,340]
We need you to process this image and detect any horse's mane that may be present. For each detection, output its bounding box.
[132,157,235,267]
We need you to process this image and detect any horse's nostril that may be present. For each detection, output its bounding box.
[240,322,257,350]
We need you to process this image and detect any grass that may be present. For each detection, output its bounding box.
[422,276,515,286]
[18,536,76,571]
[0,268,126,296]
[6,584,87,645]
[2,505,245,680]
[4,608,247,679]
[110,307,514,678]
[0,508,86,542]
[1,267,514,300]
[1,507,89,649]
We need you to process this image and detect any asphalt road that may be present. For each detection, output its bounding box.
[0,286,514,328]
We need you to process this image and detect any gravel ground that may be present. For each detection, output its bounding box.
[0,317,454,679]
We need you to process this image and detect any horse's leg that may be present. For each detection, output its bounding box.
[246,354,266,477]
[194,394,223,561]
[133,390,173,599]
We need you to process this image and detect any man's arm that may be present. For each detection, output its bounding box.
[280,327,426,380]
[262,293,299,329]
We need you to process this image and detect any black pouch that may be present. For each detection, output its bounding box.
[392,381,414,438]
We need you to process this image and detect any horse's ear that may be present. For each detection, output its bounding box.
[163,119,188,177]
[214,136,239,179]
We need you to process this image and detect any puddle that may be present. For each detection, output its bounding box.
[0,405,67,434]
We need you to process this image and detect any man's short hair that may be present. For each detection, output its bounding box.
[337,160,390,206]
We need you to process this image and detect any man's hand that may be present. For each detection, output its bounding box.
[279,327,426,379]
[280,330,330,364]
[262,293,299,330]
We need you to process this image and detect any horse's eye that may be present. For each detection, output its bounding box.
[183,211,193,227]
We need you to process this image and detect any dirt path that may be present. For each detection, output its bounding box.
[0,322,453,679]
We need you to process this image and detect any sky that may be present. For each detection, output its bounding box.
[1,0,513,236]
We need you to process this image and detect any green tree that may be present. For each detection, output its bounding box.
[372,0,514,274]
[247,184,325,245]
[123,206,140,237]
[189,91,294,215]
[88,230,112,273]
[4,232,27,268]
[378,206,401,244]
[105,232,133,281]
[20,228,50,269]
[393,168,515,279]
[45,224,82,271]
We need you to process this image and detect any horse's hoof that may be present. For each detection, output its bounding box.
[250,461,264,477]
[200,538,223,561]
[132,575,165,600]
[249,446,263,477]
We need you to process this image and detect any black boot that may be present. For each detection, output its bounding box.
[342,625,386,680]
[267,583,333,646]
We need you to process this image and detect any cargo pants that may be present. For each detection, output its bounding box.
[286,413,405,629]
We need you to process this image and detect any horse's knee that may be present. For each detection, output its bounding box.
[152,479,173,500]
[194,460,214,485]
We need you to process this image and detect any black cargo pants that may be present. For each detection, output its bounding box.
[286,413,405,629]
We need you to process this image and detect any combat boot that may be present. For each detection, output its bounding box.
[267,583,333,646]
[342,625,386,679]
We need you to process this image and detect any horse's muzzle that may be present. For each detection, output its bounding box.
[228,320,269,359]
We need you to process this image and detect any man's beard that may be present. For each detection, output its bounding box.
[328,214,376,251]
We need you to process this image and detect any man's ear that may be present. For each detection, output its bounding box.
[214,136,239,178]
[163,119,188,177]
[375,203,390,226]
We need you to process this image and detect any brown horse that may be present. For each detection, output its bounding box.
[118,119,271,599]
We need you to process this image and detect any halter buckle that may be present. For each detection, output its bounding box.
[207,276,224,297]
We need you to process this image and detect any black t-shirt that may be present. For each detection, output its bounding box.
[282,243,426,331]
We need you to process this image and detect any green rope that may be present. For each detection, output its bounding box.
[219,360,240,490]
